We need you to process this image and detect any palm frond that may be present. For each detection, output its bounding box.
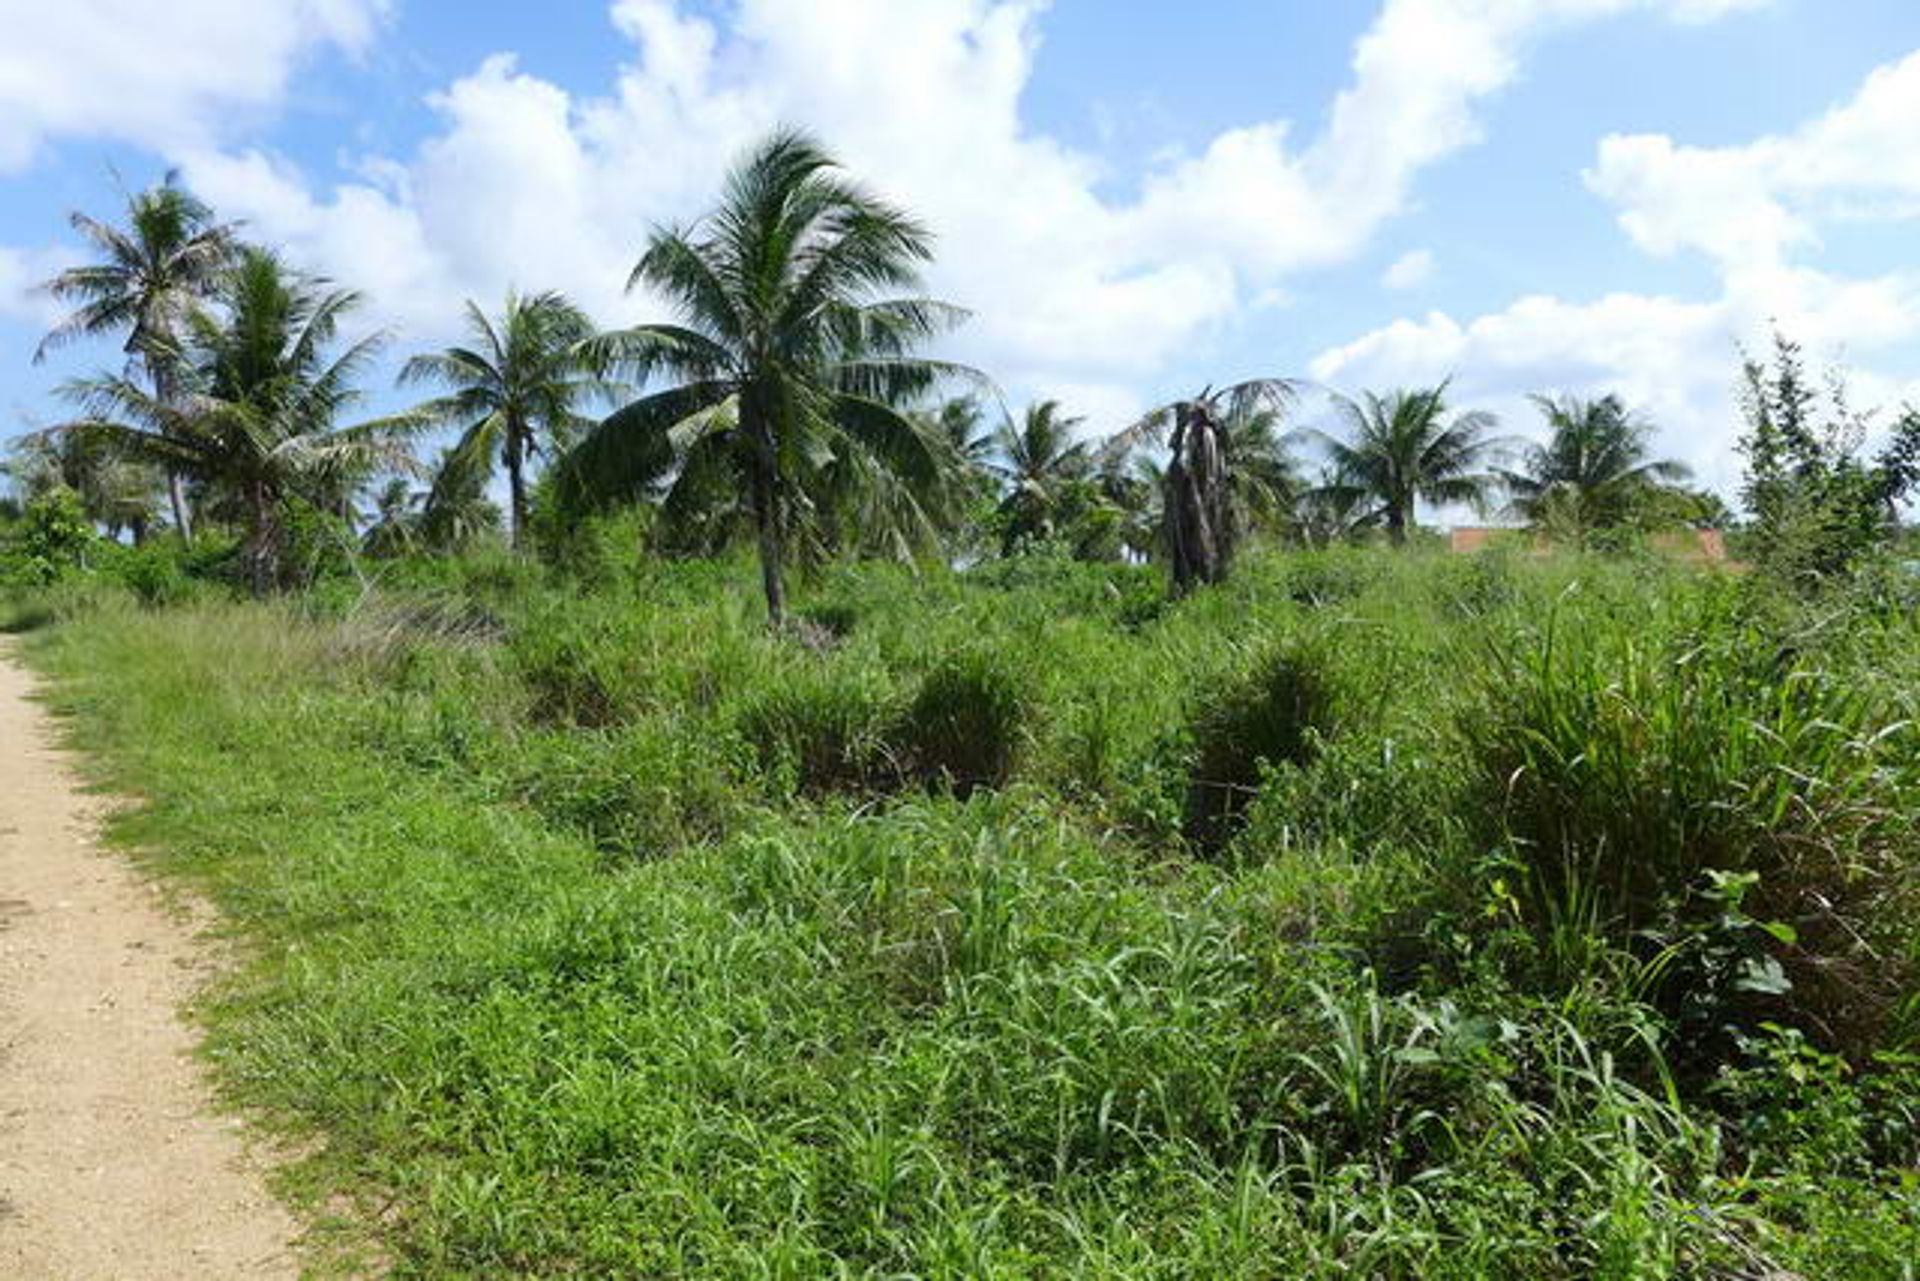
[552,381,734,514]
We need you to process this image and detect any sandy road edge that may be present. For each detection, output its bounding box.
[0,637,304,1279]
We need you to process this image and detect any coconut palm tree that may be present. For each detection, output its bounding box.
[361,477,420,559]
[3,426,164,543]
[1102,380,1297,591]
[1218,399,1303,542]
[399,290,614,549]
[1498,394,1692,544]
[932,395,995,470]
[417,445,506,554]
[1313,384,1506,546]
[35,176,238,541]
[554,129,977,626]
[1295,462,1373,548]
[906,394,998,558]
[54,248,418,595]
[992,400,1097,553]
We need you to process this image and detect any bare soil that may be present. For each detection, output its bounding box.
[0,641,299,1279]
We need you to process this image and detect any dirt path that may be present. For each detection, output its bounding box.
[0,642,299,1279]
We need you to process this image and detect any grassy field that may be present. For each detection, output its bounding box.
[10,546,1920,1277]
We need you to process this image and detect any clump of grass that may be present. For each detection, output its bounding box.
[1184,640,1336,851]
[895,649,1029,797]
[511,619,641,727]
[1283,549,1379,607]
[1468,597,1920,1055]
[734,661,897,796]
[511,721,746,856]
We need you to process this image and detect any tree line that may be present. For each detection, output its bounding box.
[8,129,1917,621]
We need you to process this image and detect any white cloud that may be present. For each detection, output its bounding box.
[1315,39,1920,501]
[155,0,1766,410]
[1587,49,1920,269]
[1311,293,1743,488]
[0,0,389,172]
[1381,249,1436,290]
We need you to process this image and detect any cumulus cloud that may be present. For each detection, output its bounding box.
[1588,49,1920,269]
[1315,39,1920,500]
[149,0,1767,428]
[1311,293,1744,487]
[0,0,389,172]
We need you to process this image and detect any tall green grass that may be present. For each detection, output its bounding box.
[14,548,1919,1276]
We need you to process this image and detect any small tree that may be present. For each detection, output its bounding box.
[11,488,97,583]
[1739,334,1920,582]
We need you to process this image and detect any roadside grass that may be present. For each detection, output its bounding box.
[13,548,1920,1276]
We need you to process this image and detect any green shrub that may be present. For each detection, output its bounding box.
[2,488,96,585]
[100,541,203,606]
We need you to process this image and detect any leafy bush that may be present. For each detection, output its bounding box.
[99,540,203,606]
[2,488,97,585]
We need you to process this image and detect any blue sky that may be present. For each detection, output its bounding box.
[6,0,1920,500]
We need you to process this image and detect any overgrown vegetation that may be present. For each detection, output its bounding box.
[6,130,1920,1277]
[5,545,1918,1276]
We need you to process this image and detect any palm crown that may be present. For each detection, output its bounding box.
[556,128,980,623]
[1313,383,1507,544]
[1499,394,1691,540]
[401,290,614,549]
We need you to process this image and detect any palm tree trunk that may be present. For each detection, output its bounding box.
[1386,501,1408,547]
[246,480,278,598]
[166,470,194,543]
[1167,408,1231,592]
[150,361,195,544]
[506,423,527,552]
[746,415,786,628]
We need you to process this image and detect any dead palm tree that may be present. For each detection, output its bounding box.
[1104,380,1297,591]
